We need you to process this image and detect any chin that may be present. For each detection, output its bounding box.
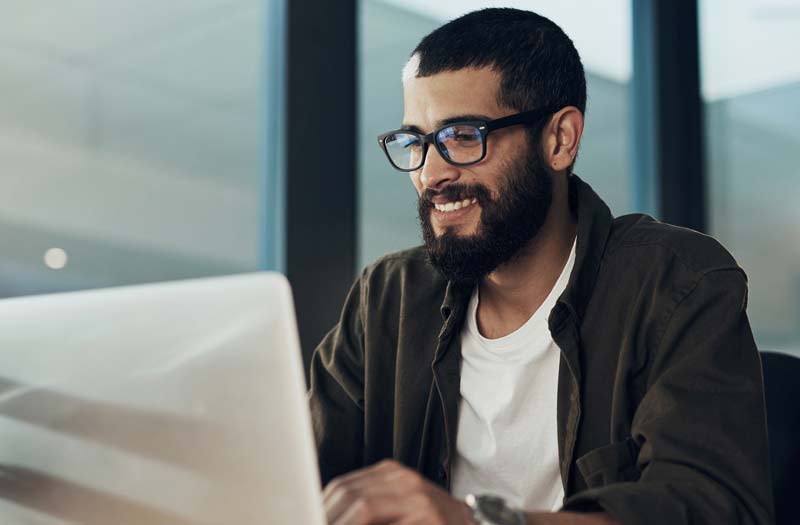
[434,225,474,238]
[435,218,480,236]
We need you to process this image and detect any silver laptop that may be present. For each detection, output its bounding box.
[0,273,325,525]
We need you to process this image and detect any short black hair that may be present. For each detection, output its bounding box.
[411,8,586,119]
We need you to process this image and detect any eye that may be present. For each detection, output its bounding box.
[442,125,481,145]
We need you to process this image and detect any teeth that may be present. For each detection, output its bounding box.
[434,199,478,213]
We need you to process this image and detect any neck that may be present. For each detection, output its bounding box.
[475,176,577,338]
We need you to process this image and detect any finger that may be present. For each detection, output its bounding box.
[323,465,376,502]
[323,461,411,506]
[325,468,415,523]
[324,460,404,495]
[331,493,422,525]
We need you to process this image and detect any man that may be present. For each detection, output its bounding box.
[309,8,772,525]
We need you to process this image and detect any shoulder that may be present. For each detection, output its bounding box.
[359,245,448,304]
[605,213,743,279]
[363,245,430,278]
[361,245,437,284]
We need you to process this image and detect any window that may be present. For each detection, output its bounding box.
[700,0,800,354]
[0,1,281,297]
[358,0,635,268]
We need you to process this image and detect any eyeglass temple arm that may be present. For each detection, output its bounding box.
[485,108,555,132]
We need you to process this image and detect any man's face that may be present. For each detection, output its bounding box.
[402,66,553,283]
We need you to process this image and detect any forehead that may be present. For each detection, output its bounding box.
[402,67,504,129]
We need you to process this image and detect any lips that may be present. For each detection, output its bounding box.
[429,199,480,227]
[421,184,489,228]
[433,198,478,213]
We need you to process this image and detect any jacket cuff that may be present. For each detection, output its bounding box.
[561,483,686,525]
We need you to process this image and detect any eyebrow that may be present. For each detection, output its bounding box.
[400,114,492,134]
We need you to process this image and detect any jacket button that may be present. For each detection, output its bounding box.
[436,465,448,481]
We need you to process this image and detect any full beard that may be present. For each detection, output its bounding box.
[418,145,553,284]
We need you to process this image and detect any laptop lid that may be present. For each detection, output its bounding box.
[0,272,324,525]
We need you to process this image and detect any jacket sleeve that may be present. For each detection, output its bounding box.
[307,272,366,486]
[563,269,774,524]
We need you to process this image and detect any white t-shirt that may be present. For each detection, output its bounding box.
[450,239,576,511]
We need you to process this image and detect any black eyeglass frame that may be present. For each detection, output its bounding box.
[376,107,557,172]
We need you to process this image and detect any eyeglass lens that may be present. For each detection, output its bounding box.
[384,124,484,170]
[384,132,424,170]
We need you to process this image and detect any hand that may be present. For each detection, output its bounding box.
[323,459,475,525]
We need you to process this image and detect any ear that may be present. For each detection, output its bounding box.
[541,106,584,173]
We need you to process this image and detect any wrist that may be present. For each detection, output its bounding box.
[461,500,479,525]
[465,494,526,525]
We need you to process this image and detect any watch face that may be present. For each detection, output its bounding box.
[475,495,521,525]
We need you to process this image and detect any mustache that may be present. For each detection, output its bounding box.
[419,183,491,207]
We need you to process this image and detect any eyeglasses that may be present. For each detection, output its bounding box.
[376,107,555,172]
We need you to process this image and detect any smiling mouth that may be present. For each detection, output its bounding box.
[432,198,478,213]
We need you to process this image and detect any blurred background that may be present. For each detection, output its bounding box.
[1,0,798,366]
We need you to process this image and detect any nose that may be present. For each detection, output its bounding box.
[418,145,461,192]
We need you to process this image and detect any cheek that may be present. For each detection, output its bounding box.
[464,166,503,200]
[409,171,423,195]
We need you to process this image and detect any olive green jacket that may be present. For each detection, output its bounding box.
[309,175,773,524]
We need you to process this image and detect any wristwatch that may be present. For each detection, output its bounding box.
[465,494,526,525]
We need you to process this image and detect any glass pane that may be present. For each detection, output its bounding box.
[359,0,633,268]
[700,0,800,355]
[0,1,280,297]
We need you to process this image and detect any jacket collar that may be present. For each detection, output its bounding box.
[438,174,613,326]
[557,174,613,323]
